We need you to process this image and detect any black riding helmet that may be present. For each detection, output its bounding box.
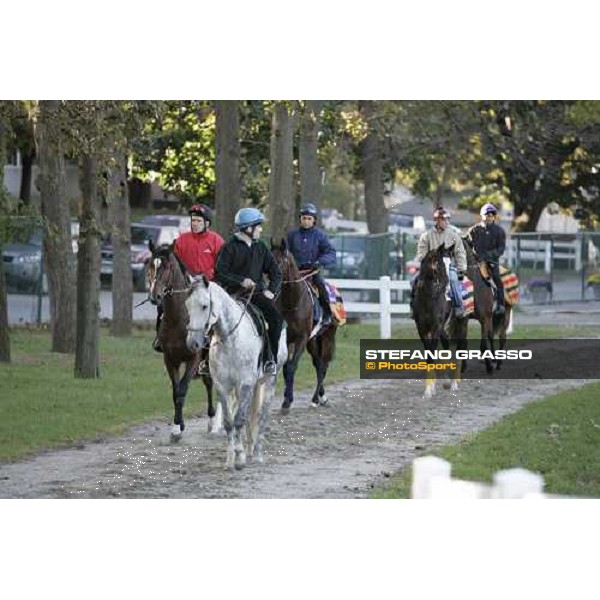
[189,204,213,224]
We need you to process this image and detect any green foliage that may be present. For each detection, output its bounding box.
[131,101,216,202]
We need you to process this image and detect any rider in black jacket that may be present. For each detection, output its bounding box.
[215,207,283,376]
[465,203,506,315]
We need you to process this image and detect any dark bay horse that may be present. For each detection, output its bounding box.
[414,244,467,396]
[270,239,337,411]
[462,238,513,373]
[148,242,216,440]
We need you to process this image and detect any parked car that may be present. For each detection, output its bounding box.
[323,235,368,279]
[2,221,79,294]
[101,222,180,292]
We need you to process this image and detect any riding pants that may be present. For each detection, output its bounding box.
[312,273,332,319]
[487,261,505,306]
[447,265,463,311]
[251,292,284,362]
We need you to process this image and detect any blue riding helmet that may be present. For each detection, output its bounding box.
[480,203,498,218]
[299,203,318,218]
[234,207,265,229]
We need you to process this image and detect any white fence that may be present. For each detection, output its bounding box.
[328,276,410,339]
[411,455,556,499]
[506,238,581,272]
[329,276,514,338]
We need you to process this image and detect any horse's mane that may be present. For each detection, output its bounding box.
[154,243,189,281]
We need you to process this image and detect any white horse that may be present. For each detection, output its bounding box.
[185,276,287,470]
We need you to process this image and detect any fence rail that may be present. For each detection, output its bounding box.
[329,276,410,339]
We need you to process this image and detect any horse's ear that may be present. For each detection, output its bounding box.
[270,237,276,250]
[148,239,155,254]
[436,243,446,254]
[281,237,287,251]
[202,274,209,288]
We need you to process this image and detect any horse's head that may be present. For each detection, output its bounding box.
[270,237,298,282]
[148,241,188,307]
[185,275,217,351]
[421,243,449,287]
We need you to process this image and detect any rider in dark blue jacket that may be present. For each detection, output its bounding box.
[287,203,337,323]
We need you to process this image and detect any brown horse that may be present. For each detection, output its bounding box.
[462,238,513,373]
[148,242,216,440]
[414,244,467,396]
[270,239,337,411]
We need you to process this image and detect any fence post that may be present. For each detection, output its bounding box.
[380,275,391,339]
[492,468,544,498]
[411,456,452,499]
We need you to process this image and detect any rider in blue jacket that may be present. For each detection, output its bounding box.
[287,203,337,323]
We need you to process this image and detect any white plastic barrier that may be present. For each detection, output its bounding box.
[412,455,547,499]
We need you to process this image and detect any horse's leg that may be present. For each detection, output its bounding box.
[495,307,510,371]
[247,381,268,463]
[282,341,304,411]
[423,336,437,398]
[233,383,254,470]
[220,388,236,470]
[307,337,325,408]
[317,327,336,405]
[165,361,185,442]
[480,318,494,374]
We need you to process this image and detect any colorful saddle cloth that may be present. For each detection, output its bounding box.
[307,280,347,326]
[500,265,519,306]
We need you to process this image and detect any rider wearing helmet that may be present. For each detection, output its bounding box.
[410,206,467,318]
[287,203,337,326]
[215,207,283,377]
[465,203,506,315]
[153,204,224,353]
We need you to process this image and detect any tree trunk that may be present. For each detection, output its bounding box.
[359,101,388,234]
[75,154,102,378]
[0,115,9,362]
[268,102,296,241]
[299,100,323,213]
[36,100,76,353]
[215,101,241,239]
[109,153,133,336]
[19,149,35,206]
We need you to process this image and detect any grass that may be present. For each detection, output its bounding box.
[0,322,595,463]
[372,381,600,498]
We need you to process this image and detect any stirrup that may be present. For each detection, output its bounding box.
[152,337,163,353]
[196,359,210,376]
[494,304,505,315]
[263,360,277,376]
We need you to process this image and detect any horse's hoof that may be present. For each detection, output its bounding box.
[281,399,292,413]
[310,400,319,408]
[319,395,329,406]
[170,433,182,443]
[170,424,182,443]
[234,451,247,470]
[442,381,451,390]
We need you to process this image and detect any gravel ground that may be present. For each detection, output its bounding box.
[0,375,590,499]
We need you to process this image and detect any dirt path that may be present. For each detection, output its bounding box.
[0,375,590,499]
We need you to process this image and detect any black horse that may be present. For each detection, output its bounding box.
[148,242,216,440]
[413,243,467,396]
[270,239,337,411]
[462,237,514,373]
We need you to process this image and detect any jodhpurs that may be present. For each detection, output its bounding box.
[251,293,284,362]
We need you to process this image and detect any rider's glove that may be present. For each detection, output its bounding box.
[241,278,255,289]
[263,290,275,300]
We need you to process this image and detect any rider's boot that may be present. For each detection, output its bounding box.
[152,336,163,353]
[494,289,506,315]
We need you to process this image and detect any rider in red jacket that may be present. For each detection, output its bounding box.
[174,205,224,279]
[153,204,224,352]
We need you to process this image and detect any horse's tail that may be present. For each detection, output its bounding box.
[320,326,337,363]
